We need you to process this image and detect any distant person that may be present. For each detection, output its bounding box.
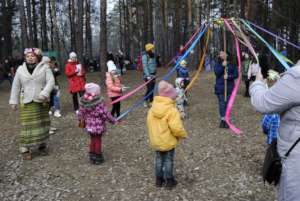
[0,59,14,86]
[241,52,251,97]
[142,43,157,107]
[65,52,86,114]
[9,48,54,160]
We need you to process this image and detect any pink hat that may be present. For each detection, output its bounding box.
[158,80,178,100]
[84,83,101,101]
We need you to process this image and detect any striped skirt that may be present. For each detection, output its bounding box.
[20,102,50,148]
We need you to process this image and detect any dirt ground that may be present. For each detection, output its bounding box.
[0,68,276,201]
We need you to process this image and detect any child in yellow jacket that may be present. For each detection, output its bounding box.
[147,80,187,189]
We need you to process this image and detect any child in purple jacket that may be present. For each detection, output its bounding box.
[78,83,117,165]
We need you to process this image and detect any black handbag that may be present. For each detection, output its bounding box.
[262,137,300,185]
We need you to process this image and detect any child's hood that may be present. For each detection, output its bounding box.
[150,96,175,119]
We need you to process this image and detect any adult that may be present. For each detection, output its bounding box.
[241,52,252,97]
[9,48,54,160]
[0,58,14,86]
[259,49,269,79]
[214,51,238,128]
[117,50,125,75]
[142,43,157,107]
[65,52,86,114]
[250,60,300,201]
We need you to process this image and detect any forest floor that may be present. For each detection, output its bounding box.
[0,68,276,201]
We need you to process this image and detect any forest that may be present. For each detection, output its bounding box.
[0,0,299,67]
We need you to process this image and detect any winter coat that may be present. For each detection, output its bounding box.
[214,62,238,95]
[250,63,300,201]
[147,96,187,151]
[142,53,157,78]
[105,72,122,98]
[176,65,190,79]
[78,96,116,135]
[65,61,86,93]
[242,59,251,78]
[9,62,55,105]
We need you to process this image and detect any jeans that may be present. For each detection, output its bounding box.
[216,93,231,119]
[144,78,156,102]
[155,149,175,179]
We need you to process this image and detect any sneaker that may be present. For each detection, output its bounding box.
[54,110,62,118]
[75,110,79,115]
[49,130,55,135]
[165,178,178,190]
[49,111,53,115]
[50,127,57,131]
[143,102,149,108]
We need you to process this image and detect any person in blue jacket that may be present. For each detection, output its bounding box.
[176,60,190,89]
[142,43,157,107]
[214,51,238,128]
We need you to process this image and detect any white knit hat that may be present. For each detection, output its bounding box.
[69,52,77,59]
[107,60,117,72]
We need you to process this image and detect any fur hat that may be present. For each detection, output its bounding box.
[69,52,77,60]
[158,80,178,100]
[24,48,42,56]
[107,60,117,72]
[84,83,101,101]
[145,43,155,52]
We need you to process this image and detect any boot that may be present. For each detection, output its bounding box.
[22,151,32,160]
[155,177,165,187]
[94,153,104,165]
[219,120,225,128]
[38,144,49,156]
[165,178,178,190]
[89,153,96,164]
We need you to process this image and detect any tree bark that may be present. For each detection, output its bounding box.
[26,0,34,46]
[85,0,93,59]
[19,0,29,50]
[41,0,48,50]
[100,0,107,75]
[77,0,84,60]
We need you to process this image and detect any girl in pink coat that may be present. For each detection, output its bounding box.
[105,57,125,117]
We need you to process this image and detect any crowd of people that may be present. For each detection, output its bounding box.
[6,43,300,199]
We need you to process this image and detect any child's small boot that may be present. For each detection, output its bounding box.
[165,178,178,190]
[89,152,96,164]
[94,153,104,165]
[155,177,165,187]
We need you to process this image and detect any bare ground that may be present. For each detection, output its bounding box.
[0,68,276,201]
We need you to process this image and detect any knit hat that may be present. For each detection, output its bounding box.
[158,80,178,100]
[84,83,101,101]
[145,43,155,52]
[180,60,187,67]
[107,60,117,72]
[69,52,77,60]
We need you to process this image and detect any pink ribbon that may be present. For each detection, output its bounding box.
[223,19,242,135]
[110,78,153,105]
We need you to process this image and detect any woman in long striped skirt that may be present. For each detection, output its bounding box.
[9,48,54,160]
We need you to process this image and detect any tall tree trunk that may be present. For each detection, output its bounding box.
[69,0,76,51]
[174,0,182,55]
[50,0,61,59]
[160,0,167,64]
[26,0,34,46]
[0,1,14,59]
[32,0,38,47]
[41,0,48,50]
[148,0,154,43]
[142,0,148,46]
[48,0,54,50]
[19,0,29,50]
[85,0,93,59]
[77,0,84,60]
[100,0,107,76]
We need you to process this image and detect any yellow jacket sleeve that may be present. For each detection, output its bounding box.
[168,109,187,138]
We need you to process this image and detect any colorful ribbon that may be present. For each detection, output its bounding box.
[185,28,211,92]
[223,19,242,135]
[246,19,300,51]
[241,19,290,70]
[117,24,209,120]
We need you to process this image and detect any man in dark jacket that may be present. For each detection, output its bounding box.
[214,51,238,128]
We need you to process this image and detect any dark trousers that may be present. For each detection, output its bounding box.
[90,135,102,154]
[72,91,83,111]
[155,149,175,179]
[216,93,231,119]
[0,75,13,86]
[244,76,255,96]
[111,96,121,117]
[145,79,156,102]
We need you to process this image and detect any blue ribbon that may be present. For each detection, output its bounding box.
[117,24,208,120]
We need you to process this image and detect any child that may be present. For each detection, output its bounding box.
[176,60,190,89]
[262,114,280,145]
[147,80,187,189]
[106,57,126,117]
[78,83,117,165]
[175,78,187,119]
[49,56,62,117]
